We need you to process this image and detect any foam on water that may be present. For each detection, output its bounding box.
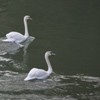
[0,72,100,100]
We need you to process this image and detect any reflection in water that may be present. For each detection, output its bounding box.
[22,36,35,64]
[0,36,34,71]
[0,37,22,55]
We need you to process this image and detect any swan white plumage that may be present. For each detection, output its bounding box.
[24,51,55,81]
[2,15,35,44]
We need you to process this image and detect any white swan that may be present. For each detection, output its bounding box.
[3,15,34,44]
[24,51,55,81]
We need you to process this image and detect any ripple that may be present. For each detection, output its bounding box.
[0,72,100,99]
[0,56,12,62]
[67,74,100,82]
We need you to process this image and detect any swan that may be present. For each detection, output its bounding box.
[24,51,55,81]
[2,15,35,44]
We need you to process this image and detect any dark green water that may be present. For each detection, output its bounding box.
[0,0,100,99]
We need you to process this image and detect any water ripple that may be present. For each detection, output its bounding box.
[0,73,100,99]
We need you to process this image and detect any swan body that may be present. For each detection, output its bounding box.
[24,51,55,81]
[24,68,50,80]
[4,32,28,43]
[3,15,33,44]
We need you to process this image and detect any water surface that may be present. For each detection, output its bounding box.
[0,0,100,99]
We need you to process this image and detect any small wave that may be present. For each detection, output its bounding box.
[0,70,18,76]
[67,74,100,82]
[0,56,12,62]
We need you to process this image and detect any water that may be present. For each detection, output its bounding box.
[0,72,100,100]
[0,0,100,99]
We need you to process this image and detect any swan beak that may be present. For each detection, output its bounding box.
[52,52,56,55]
[29,17,32,20]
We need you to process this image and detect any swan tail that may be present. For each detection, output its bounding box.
[24,76,36,81]
[2,39,24,48]
[2,38,15,42]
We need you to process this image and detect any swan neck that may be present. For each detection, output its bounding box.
[45,55,53,74]
[24,18,29,37]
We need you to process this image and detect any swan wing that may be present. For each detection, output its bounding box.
[24,68,48,81]
[34,69,48,79]
[6,32,26,43]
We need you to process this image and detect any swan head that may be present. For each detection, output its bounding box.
[45,51,56,57]
[24,15,32,21]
